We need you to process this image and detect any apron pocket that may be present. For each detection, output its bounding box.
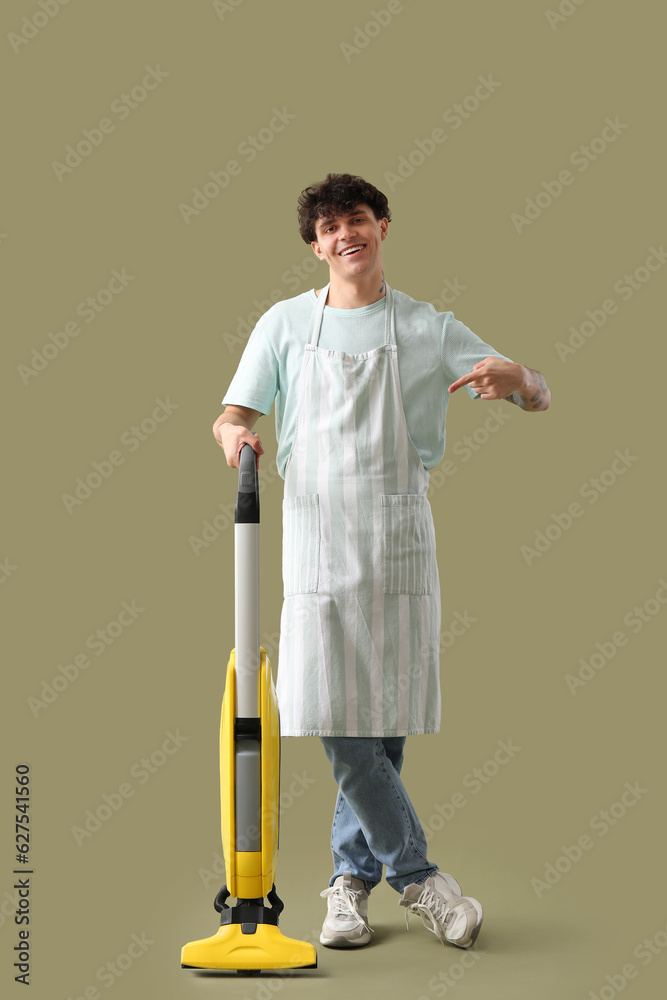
[282,493,320,596]
[381,494,434,595]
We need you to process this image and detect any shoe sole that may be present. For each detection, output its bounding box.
[320,930,371,948]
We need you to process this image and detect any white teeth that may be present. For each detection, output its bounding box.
[340,245,365,255]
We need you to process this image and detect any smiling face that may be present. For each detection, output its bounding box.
[310,203,388,282]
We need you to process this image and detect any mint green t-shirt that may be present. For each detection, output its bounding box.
[222,286,514,479]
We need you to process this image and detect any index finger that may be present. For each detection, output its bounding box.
[448,371,477,393]
[236,432,263,469]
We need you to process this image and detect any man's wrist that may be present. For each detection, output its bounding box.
[509,365,550,411]
[516,363,531,396]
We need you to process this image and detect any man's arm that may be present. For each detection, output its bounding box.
[213,404,264,468]
[503,367,550,411]
[448,358,551,411]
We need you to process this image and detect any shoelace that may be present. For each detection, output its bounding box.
[404,887,459,941]
[320,884,373,933]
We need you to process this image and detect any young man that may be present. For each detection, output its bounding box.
[214,173,550,951]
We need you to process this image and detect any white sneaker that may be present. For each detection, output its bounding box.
[399,870,483,949]
[320,872,373,948]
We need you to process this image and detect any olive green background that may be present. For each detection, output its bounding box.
[2,1,665,997]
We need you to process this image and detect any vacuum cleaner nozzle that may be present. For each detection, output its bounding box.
[181,922,317,973]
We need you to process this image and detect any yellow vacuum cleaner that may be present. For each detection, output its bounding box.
[181,443,317,974]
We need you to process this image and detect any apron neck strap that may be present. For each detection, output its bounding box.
[308,283,395,347]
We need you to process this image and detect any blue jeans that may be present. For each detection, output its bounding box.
[319,736,439,894]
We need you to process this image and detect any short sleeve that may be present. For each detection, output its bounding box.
[442,313,514,400]
[221,318,278,416]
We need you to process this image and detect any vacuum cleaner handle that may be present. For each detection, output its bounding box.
[234,443,260,717]
[235,443,259,524]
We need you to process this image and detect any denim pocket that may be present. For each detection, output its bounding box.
[381,494,434,595]
[282,494,320,596]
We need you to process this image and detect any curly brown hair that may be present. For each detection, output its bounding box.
[297,172,391,244]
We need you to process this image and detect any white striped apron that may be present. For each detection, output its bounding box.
[276,282,441,737]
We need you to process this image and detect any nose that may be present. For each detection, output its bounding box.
[339,221,358,240]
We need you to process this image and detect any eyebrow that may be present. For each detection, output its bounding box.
[316,210,369,229]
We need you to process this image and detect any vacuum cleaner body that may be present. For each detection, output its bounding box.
[221,646,280,900]
[181,445,317,973]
